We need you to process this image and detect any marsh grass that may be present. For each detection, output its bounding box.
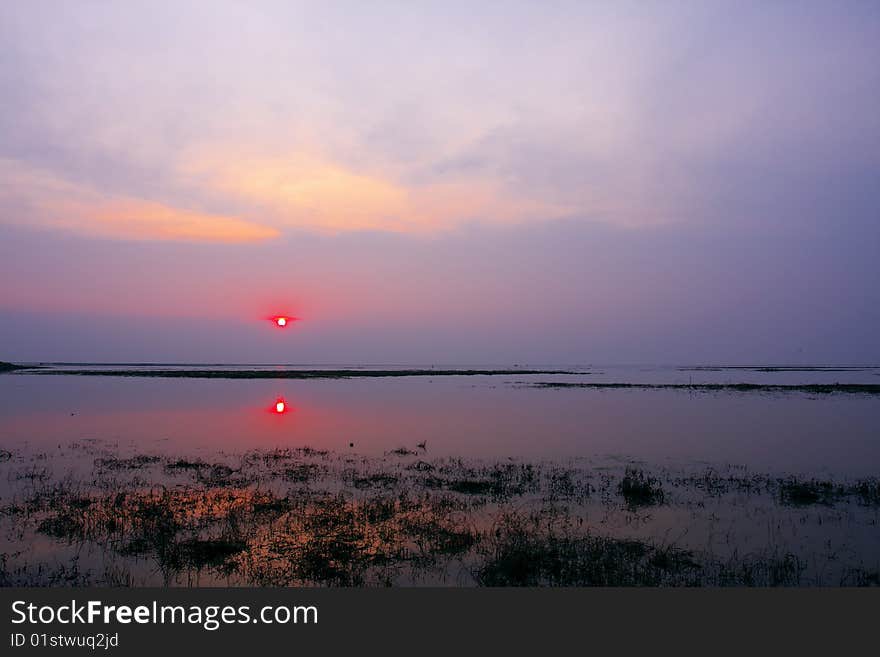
[475,512,699,586]
[95,455,162,470]
[618,468,665,509]
[778,478,840,506]
[1,446,877,586]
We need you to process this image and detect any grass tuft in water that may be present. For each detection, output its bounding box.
[618,468,665,508]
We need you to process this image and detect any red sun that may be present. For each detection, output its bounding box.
[270,315,296,328]
[273,398,289,414]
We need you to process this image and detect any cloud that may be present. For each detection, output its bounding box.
[0,150,575,241]
[179,147,574,234]
[0,2,877,240]
[0,159,278,243]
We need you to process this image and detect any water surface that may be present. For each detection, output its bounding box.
[2,364,879,475]
[2,364,879,587]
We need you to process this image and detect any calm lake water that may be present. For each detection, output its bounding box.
[2,364,879,475]
[2,365,879,586]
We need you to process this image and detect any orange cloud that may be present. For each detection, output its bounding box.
[0,159,278,243]
[2,147,576,242]
[78,197,279,243]
[194,155,417,232]
[180,149,574,234]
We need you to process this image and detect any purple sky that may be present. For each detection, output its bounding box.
[1,1,878,364]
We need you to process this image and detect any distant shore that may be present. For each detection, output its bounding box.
[8,367,574,379]
[530,381,880,395]
[0,361,34,372]
[5,363,880,393]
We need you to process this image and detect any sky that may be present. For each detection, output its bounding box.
[1,1,879,364]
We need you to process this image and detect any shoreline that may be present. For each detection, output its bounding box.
[8,367,576,379]
[529,381,880,395]
[6,367,880,394]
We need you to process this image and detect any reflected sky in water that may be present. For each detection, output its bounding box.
[2,368,879,476]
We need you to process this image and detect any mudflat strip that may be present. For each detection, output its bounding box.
[529,382,880,395]
[12,368,575,379]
